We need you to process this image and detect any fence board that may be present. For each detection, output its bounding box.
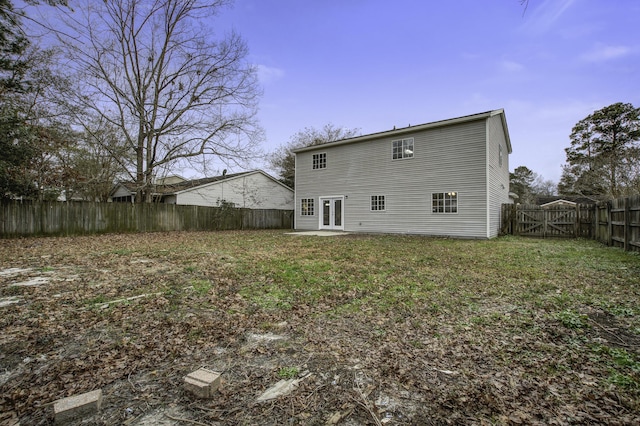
[502,195,640,253]
[0,201,293,237]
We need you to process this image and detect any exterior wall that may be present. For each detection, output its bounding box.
[295,120,490,237]
[176,172,293,210]
[111,186,133,199]
[487,114,511,238]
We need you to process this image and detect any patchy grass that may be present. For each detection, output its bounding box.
[1,231,639,424]
[277,366,300,379]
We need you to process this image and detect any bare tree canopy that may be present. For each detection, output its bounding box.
[58,0,262,202]
[268,124,360,189]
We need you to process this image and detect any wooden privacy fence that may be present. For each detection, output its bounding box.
[501,204,595,239]
[0,201,293,237]
[501,194,640,252]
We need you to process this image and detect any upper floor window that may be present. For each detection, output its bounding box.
[301,198,315,216]
[392,138,414,159]
[371,195,385,211]
[312,153,327,169]
[432,192,458,214]
[499,145,503,167]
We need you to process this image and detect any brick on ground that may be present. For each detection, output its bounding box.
[53,389,102,424]
[184,368,222,398]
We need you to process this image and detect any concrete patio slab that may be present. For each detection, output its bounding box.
[285,231,349,236]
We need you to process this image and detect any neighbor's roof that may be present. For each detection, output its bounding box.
[293,109,512,154]
[537,195,603,206]
[113,170,292,196]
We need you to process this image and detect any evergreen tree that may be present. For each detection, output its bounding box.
[559,103,640,198]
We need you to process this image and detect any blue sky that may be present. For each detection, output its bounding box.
[217,0,639,184]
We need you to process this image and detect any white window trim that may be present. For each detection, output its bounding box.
[300,198,315,216]
[370,195,386,212]
[392,138,414,160]
[312,152,327,170]
[431,191,459,214]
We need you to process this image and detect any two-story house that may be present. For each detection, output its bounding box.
[293,109,512,238]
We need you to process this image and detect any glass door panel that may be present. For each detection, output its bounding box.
[323,199,331,226]
[334,199,342,226]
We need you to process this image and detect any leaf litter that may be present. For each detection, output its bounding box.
[0,231,639,425]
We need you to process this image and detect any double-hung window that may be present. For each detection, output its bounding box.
[392,138,414,160]
[312,153,327,169]
[301,198,315,216]
[370,195,385,211]
[432,192,458,213]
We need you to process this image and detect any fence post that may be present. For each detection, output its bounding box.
[624,197,630,252]
[593,203,600,241]
[607,201,613,246]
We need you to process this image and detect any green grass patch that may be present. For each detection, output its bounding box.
[556,309,589,329]
[277,366,299,379]
[190,279,212,295]
[85,294,108,305]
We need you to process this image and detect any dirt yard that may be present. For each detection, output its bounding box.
[1,231,639,425]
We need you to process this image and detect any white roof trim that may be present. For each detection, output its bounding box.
[294,109,511,154]
[540,199,577,207]
[172,170,292,195]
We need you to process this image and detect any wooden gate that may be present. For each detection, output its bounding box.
[502,204,595,238]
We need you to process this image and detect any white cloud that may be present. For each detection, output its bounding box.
[521,0,577,34]
[501,60,525,72]
[256,64,284,84]
[581,43,631,62]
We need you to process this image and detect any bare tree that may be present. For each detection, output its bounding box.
[58,0,262,202]
[70,120,131,201]
[268,124,360,189]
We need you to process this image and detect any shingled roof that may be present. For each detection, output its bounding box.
[114,171,254,196]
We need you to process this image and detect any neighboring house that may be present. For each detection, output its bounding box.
[110,170,293,210]
[293,109,512,238]
[537,196,601,208]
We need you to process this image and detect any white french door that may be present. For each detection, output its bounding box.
[319,196,344,230]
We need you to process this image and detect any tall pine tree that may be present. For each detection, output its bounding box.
[559,103,640,198]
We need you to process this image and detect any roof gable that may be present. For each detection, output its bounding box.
[111,170,292,198]
[172,170,292,195]
[536,195,601,206]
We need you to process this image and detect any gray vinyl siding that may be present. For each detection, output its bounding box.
[487,115,511,238]
[295,119,490,237]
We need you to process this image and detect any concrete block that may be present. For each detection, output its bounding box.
[53,389,102,424]
[184,368,221,399]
